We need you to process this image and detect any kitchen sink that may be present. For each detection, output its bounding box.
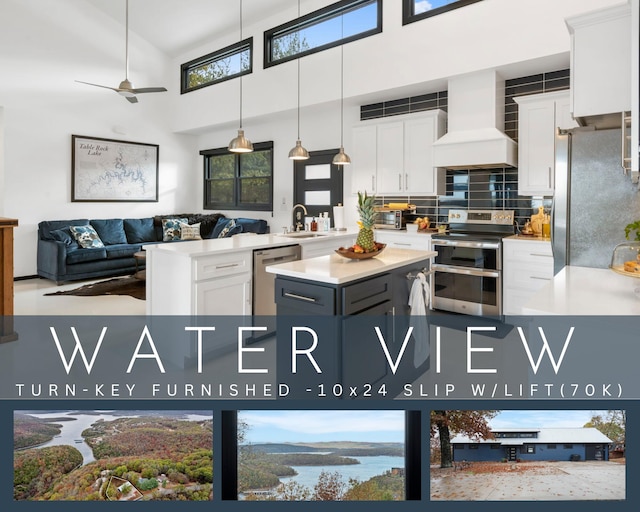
[276,232,329,238]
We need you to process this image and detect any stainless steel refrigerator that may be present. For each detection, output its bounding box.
[552,127,640,274]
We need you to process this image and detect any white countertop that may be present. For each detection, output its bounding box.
[504,234,552,242]
[266,248,436,285]
[143,229,357,258]
[522,265,640,315]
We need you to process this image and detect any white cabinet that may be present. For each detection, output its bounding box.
[374,230,432,251]
[404,115,446,196]
[194,272,252,316]
[301,233,356,259]
[515,91,578,196]
[566,3,632,119]
[376,121,405,193]
[350,110,446,196]
[351,125,378,194]
[147,248,253,316]
[502,238,554,315]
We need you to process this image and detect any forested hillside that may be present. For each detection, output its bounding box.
[13,414,212,501]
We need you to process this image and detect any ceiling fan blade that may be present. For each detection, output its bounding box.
[75,80,119,92]
[131,87,168,94]
[126,95,139,104]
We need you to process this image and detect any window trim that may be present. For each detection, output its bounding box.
[402,0,483,26]
[263,0,382,68]
[200,141,274,211]
[181,37,253,94]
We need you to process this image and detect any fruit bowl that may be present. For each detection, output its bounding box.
[335,243,386,260]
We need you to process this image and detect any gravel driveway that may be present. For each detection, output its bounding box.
[430,460,625,501]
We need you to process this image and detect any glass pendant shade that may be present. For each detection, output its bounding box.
[332,146,351,165]
[288,139,309,160]
[228,129,253,153]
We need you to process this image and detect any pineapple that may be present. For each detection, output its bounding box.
[355,191,376,252]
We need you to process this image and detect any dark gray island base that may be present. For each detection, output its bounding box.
[267,249,435,399]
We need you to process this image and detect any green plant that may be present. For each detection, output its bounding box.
[624,221,640,241]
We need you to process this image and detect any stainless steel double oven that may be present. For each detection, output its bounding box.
[430,209,514,317]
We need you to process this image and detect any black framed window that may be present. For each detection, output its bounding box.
[547,444,556,449]
[524,445,536,454]
[181,38,253,94]
[468,444,479,450]
[402,0,482,26]
[264,0,382,68]
[200,142,273,211]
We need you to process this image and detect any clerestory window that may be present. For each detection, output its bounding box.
[402,0,483,26]
[264,0,382,68]
[181,38,253,94]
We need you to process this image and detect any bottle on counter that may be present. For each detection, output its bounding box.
[323,212,330,231]
[310,218,318,231]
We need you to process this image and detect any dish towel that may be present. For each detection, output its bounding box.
[408,272,430,368]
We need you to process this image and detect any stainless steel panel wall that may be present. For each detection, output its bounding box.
[570,128,640,268]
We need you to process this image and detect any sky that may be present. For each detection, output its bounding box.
[239,410,406,444]
[488,409,616,429]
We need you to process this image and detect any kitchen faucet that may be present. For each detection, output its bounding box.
[292,203,308,231]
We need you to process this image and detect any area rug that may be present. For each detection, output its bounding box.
[45,276,145,301]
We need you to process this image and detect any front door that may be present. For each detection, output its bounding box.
[293,149,344,229]
[507,447,518,461]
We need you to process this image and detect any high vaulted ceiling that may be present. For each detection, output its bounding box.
[83,0,309,57]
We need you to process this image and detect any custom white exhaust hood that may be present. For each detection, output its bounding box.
[432,70,517,169]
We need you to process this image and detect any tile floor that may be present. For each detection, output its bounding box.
[14,277,146,315]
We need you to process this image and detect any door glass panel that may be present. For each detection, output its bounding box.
[305,190,331,205]
[305,164,331,180]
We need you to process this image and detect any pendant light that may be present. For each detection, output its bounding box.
[228,0,253,153]
[288,0,310,161]
[332,13,350,166]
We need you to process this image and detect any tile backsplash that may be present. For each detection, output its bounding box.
[360,69,568,229]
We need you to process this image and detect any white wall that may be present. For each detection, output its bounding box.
[0,0,626,277]
[0,0,198,277]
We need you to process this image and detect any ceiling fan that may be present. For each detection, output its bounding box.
[76,0,167,103]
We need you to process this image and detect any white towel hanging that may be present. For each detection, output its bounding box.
[408,272,430,368]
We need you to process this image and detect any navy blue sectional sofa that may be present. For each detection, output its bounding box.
[37,213,268,284]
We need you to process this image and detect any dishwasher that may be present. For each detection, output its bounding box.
[252,244,302,341]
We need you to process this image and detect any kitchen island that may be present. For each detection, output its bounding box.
[266,247,436,398]
[521,265,640,315]
[145,229,357,316]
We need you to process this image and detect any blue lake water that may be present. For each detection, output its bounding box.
[20,411,211,466]
[278,455,404,490]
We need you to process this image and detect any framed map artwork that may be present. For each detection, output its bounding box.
[71,135,159,202]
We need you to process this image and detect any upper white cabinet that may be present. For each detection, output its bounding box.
[566,3,632,119]
[351,124,378,194]
[350,110,447,196]
[515,91,578,196]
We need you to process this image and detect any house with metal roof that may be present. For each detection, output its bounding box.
[451,428,612,462]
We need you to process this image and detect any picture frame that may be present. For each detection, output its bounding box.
[71,135,159,202]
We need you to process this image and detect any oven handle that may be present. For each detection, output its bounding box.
[432,239,501,250]
[431,263,500,278]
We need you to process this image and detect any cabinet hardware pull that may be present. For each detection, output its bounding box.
[284,292,317,303]
[215,263,240,269]
[399,173,402,190]
[394,242,412,247]
[530,253,553,257]
[372,176,375,191]
[405,173,408,190]
[548,167,552,188]
[530,276,552,280]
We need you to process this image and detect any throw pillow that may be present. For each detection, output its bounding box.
[217,218,243,238]
[69,225,105,249]
[162,218,188,241]
[179,222,202,240]
[49,228,79,250]
[209,217,230,239]
[91,219,127,245]
[124,218,156,243]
